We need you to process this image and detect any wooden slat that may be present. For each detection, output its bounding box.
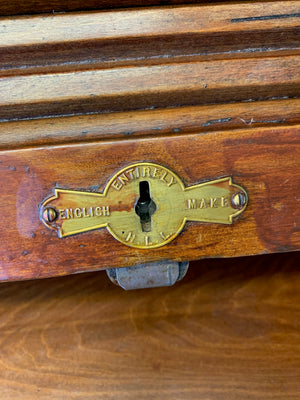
[1,2,299,120]
[2,2,299,47]
[0,252,299,399]
[0,2,299,75]
[0,0,298,16]
[0,124,299,281]
[0,55,299,120]
[0,99,299,150]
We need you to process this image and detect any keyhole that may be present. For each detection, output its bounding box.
[135,181,157,232]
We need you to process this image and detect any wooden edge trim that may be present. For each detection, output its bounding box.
[1,55,299,120]
[0,99,299,150]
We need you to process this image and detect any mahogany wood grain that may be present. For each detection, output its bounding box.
[1,2,299,55]
[1,2,299,120]
[0,3,299,397]
[0,252,299,399]
[1,55,299,121]
[1,124,299,281]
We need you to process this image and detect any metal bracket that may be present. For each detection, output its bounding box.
[106,261,189,290]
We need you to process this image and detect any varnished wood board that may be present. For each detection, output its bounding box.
[0,99,299,150]
[0,124,299,281]
[1,0,297,16]
[0,2,299,120]
[1,55,299,120]
[1,2,299,50]
[0,252,299,399]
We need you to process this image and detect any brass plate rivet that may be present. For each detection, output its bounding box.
[232,192,247,208]
[42,207,58,223]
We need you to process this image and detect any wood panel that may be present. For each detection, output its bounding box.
[1,55,300,121]
[0,0,296,16]
[1,2,299,120]
[2,2,299,53]
[0,252,299,399]
[1,124,299,281]
[0,99,299,150]
[0,1,299,281]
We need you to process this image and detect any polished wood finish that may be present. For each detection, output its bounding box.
[1,124,299,281]
[0,2,299,398]
[1,2,299,120]
[0,0,295,16]
[1,55,299,120]
[0,252,299,399]
[0,99,299,150]
[0,1,299,281]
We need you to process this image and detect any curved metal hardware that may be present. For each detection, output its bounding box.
[41,162,248,249]
[106,261,189,290]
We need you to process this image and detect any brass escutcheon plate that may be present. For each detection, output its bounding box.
[41,162,248,249]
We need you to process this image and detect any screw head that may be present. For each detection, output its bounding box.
[42,207,58,223]
[232,192,247,208]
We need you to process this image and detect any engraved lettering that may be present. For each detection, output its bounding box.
[160,171,168,183]
[112,180,122,190]
[142,167,151,177]
[41,162,248,247]
[118,173,129,186]
[102,206,110,216]
[61,206,110,219]
[160,232,170,240]
[188,199,197,209]
[126,168,135,179]
[59,209,66,219]
[221,196,229,207]
[152,168,159,178]
[125,232,136,242]
[65,208,73,219]
[187,197,229,209]
[160,232,166,240]
[74,208,82,218]
[199,198,207,208]
[95,206,102,216]
[210,198,217,208]
[167,176,177,187]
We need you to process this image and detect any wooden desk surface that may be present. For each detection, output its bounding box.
[0,252,299,399]
[1,1,299,280]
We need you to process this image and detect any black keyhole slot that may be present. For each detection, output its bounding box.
[135,181,157,232]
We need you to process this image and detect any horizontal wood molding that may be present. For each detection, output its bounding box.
[0,124,299,281]
[1,2,299,120]
[1,55,299,121]
[0,0,297,16]
[2,2,299,49]
[1,2,299,74]
[0,2,299,121]
[0,99,299,150]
